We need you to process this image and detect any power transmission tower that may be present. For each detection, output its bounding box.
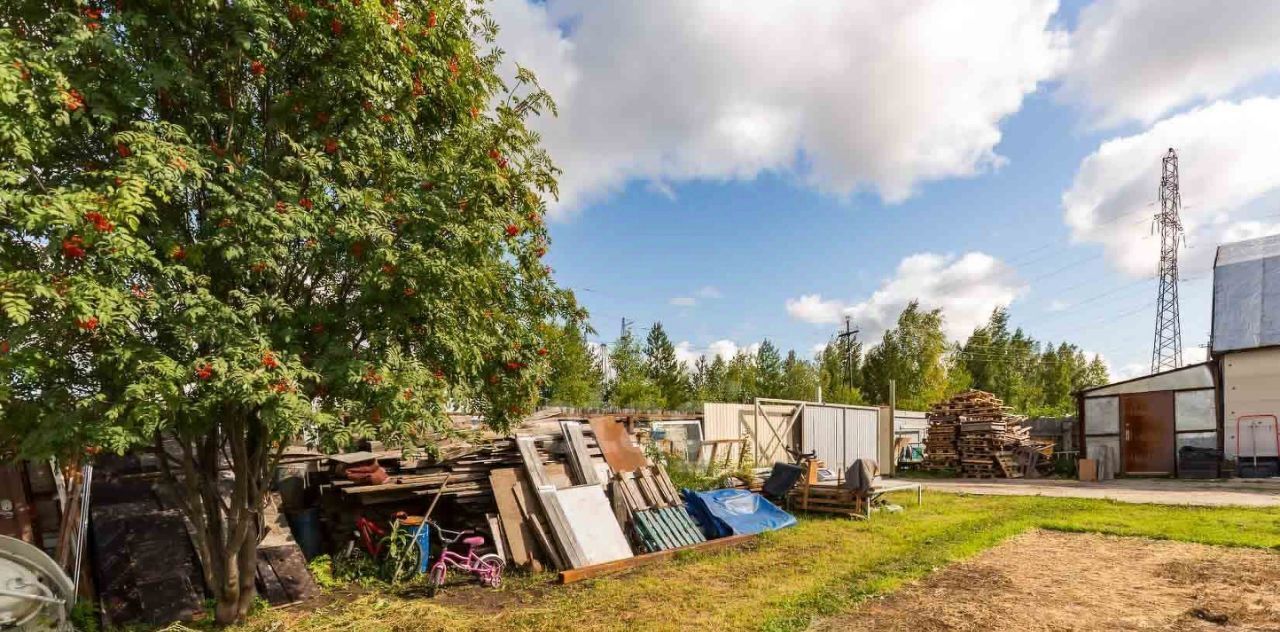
[836,316,859,389]
[1151,147,1185,374]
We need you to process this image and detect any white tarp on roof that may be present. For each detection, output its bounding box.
[1213,233,1280,353]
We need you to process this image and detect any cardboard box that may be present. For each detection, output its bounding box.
[1078,458,1098,482]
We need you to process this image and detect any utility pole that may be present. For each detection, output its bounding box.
[836,316,859,389]
[620,317,632,339]
[1151,147,1185,374]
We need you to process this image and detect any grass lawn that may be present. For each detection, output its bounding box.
[214,492,1280,632]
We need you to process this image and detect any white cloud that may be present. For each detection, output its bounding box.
[697,286,724,300]
[669,297,697,307]
[785,294,847,325]
[1113,362,1148,381]
[1063,98,1280,278]
[786,252,1025,343]
[675,339,761,368]
[1047,299,1070,312]
[492,0,1067,215]
[673,341,701,367]
[1059,0,1280,127]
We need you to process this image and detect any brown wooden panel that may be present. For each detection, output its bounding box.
[1121,392,1175,475]
[589,416,648,473]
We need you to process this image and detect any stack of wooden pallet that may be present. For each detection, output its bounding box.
[923,419,959,470]
[925,390,1032,478]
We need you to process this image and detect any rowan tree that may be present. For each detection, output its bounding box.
[0,0,576,623]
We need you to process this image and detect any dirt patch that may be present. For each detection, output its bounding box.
[811,530,1280,631]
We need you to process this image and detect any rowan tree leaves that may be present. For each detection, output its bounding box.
[0,0,578,458]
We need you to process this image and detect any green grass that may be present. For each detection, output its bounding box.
[223,493,1280,632]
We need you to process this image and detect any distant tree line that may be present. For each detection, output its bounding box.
[541,303,1109,416]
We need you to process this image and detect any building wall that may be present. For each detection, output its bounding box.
[1222,347,1280,459]
[1080,367,1218,476]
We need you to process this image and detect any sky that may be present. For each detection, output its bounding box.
[490,0,1280,381]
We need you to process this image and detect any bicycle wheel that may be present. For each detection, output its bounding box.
[476,553,505,588]
[426,563,446,597]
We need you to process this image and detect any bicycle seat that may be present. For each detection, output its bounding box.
[463,536,484,547]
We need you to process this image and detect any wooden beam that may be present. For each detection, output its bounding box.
[557,534,758,584]
[560,421,600,485]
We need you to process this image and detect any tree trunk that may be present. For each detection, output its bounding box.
[155,410,280,626]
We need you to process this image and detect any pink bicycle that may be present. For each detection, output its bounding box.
[426,526,505,596]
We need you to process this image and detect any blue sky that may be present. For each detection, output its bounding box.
[494,0,1280,379]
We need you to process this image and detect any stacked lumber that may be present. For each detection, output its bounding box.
[925,390,1034,478]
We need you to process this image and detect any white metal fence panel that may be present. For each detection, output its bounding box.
[801,405,843,472]
[843,407,881,467]
[800,405,881,474]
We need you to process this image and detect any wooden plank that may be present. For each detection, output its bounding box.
[635,470,665,508]
[517,435,586,568]
[255,558,289,605]
[558,534,759,584]
[560,421,601,485]
[620,474,649,511]
[652,464,683,504]
[486,513,508,562]
[512,483,557,572]
[516,436,551,488]
[488,469,534,568]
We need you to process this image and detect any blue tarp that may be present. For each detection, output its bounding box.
[681,488,797,539]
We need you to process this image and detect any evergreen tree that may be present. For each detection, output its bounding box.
[723,350,757,403]
[544,322,603,407]
[704,354,729,402]
[607,328,659,409]
[755,339,785,397]
[780,350,818,401]
[644,322,690,409]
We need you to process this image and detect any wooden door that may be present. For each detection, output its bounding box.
[1120,392,1175,475]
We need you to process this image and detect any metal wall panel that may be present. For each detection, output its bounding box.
[1212,234,1280,353]
[1084,396,1119,435]
[800,405,881,474]
[1222,348,1280,459]
[844,407,880,466]
[1174,390,1216,432]
[801,406,843,472]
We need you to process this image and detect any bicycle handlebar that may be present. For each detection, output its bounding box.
[433,527,473,542]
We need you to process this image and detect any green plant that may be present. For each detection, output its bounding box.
[0,1,575,623]
[69,600,100,632]
[306,554,340,590]
[380,520,423,585]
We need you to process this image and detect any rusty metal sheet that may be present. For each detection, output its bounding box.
[589,416,648,473]
[1121,391,1175,475]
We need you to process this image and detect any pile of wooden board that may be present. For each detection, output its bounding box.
[316,414,742,584]
[924,390,1039,478]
